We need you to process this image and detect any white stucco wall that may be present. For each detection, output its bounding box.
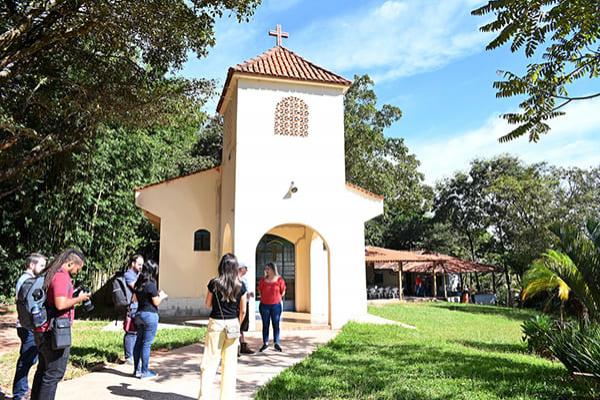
[229,76,383,329]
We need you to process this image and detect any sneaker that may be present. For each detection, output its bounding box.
[140,371,158,380]
[240,342,255,354]
[125,357,134,365]
[133,369,142,378]
[274,343,282,352]
[259,343,268,352]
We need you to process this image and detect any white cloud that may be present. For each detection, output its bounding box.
[292,0,491,82]
[408,98,600,184]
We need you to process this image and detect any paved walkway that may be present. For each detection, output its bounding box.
[56,329,338,399]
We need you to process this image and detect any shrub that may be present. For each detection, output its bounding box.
[521,314,556,358]
[548,323,600,379]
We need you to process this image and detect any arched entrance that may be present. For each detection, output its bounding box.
[255,234,296,311]
[253,223,330,325]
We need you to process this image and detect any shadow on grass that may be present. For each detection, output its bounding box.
[256,327,589,400]
[432,303,534,322]
[455,339,527,354]
[70,346,120,368]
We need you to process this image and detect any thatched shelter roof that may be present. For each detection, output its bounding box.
[365,246,447,263]
[403,258,502,274]
[365,246,501,274]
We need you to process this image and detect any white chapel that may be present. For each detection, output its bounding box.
[134,26,383,329]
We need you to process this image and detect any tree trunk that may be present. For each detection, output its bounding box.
[504,266,512,307]
[492,272,497,295]
[474,272,481,292]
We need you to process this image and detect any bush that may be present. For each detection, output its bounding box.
[521,314,557,358]
[548,323,600,379]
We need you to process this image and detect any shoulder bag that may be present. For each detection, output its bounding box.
[215,291,240,340]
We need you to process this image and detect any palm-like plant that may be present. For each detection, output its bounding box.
[522,220,600,324]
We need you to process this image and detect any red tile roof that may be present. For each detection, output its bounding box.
[217,46,352,114]
[134,167,220,192]
[345,183,384,201]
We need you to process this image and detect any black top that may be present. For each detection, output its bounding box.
[136,281,159,313]
[207,279,247,320]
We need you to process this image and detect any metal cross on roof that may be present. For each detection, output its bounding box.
[269,24,289,46]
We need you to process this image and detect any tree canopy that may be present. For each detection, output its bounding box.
[0,0,259,193]
[344,74,432,247]
[472,0,600,142]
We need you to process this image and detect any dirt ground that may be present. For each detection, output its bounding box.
[0,306,19,356]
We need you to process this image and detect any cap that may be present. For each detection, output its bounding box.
[238,261,248,270]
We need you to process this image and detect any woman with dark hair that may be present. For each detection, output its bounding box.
[258,262,286,352]
[199,253,247,400]
[31,248,90,400]
[132,260,167,379]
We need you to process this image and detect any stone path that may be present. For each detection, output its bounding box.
[56,329,338,399]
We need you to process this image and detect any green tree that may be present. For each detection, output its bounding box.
[0,109,221,296]
[344,74,431,246]
[0,0,259,192]
[523,221,600,324]
[472,0,600,142]
[433,156,560,304]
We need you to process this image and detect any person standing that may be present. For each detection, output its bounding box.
[12,253,47,400]
[258,262,286,352]
[123,254,143,365]
[237,261,254,355]
[199,253,247,400]
[132,260,167,379]
[31,248,90,400]
[415,275,423,297]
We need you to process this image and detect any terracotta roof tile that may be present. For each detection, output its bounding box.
[345,182,384,201]
[217,46,352,114]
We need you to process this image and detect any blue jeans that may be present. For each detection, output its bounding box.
[259,303,282,345]
[13,328,38,399]
[124,303,138,359]
[133,311,159,375]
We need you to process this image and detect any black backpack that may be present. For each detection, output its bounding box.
[111,271,133,310]
[16,275,48,329]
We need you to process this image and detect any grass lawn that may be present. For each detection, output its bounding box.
[256,303,596,400]
[0,320,204,392]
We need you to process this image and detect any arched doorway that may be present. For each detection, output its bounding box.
[255,234,296,311]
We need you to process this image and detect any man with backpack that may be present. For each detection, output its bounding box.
[122,254,143,364]
[31,248,90,400]
[13,253,47,400]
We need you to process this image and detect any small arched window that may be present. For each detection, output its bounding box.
[274,96,309,137]
[194,229,211,251]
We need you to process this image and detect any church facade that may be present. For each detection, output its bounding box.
[135,40,383,329]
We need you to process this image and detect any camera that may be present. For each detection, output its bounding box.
[73,287,94,312]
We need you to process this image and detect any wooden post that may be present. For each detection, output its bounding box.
[492,272,497,294]
[432,271,437,298]
[398,262,404,301]
[443,273,448,299]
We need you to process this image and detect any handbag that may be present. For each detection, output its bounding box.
[215,291,240,340]
[123,315,137,332]
[51,316,72,350]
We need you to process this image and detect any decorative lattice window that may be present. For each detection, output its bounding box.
[193,229,211,251]
[274,96,309,137]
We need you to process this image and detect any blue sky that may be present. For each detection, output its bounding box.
[180,0,600,184]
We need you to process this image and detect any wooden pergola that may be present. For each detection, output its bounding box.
[403,256,501,298]
[365,246,501,300]
[365,246,448,300]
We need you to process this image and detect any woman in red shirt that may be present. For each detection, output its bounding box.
[258,262,286,352]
